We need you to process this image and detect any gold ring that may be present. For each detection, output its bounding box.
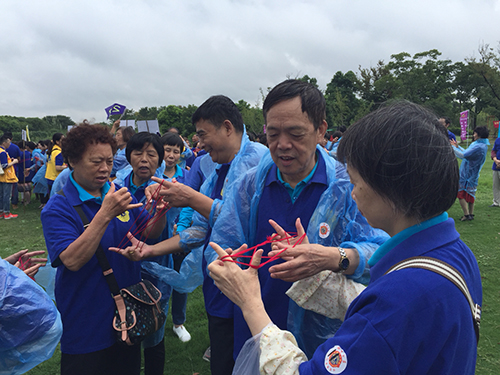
[128,251,134,255]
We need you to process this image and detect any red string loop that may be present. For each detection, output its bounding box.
[220,232,306,269]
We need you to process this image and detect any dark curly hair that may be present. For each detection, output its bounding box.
[62,121,117,169]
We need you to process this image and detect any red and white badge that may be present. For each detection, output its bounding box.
[319,222,330,239]
[324,345,347,374]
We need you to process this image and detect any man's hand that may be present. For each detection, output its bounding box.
[269,218,309,248]
[150,176,194,208]
[268,242,338,282]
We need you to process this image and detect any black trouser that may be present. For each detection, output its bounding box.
[61,342,141,375]
[144,338,165,375]
[207,313,234,375]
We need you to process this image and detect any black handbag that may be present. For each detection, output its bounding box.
[72,203,166,345]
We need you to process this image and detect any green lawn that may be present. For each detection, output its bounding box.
[1,153,499,374]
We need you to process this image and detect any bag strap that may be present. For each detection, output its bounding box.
[385,256,481,344]
[57,190,120,296]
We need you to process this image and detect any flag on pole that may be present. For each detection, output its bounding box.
[22,129,27,141]
[105,103,127,119]
[460,110,468,141]
[26,125,31,141]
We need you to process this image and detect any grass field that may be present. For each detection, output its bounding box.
[1,153,499,374]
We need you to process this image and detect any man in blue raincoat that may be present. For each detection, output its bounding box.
[207,80,388,361]
[113,95,268,375]
[451,126,490,221]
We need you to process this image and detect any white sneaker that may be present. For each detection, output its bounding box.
[173,325,191,342]
[202,346,211,362]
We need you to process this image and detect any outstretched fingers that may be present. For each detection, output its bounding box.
[269,219,287,240]
[294,218,308,244]
[108,232,144,261]
[249,249,264,270]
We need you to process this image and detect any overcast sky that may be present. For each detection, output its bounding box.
[1,0,499,123]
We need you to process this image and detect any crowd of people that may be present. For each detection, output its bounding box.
[0,78,492,374]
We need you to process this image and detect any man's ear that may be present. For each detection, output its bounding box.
[317,120,328,141]
[223,119,234,136]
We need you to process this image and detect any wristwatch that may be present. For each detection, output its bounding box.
[338,247,350,273]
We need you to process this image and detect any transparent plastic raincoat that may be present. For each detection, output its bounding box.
[0,259,62,374]
[207,146,388,356]
[453,138,490,197]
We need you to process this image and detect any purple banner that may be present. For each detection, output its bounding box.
[460,110,468,141]
[105,103,126,119]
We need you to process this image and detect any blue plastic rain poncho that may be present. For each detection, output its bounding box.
[0,259,62,374]
[110,148,129,178]
[50,167,71,197]
[453,138,490,197]
[31,149,46,169]
[153,129,268,293]
[177,139,193,169]
[176,154,217,233]
[31,164,48,195]
[207,146,388,357]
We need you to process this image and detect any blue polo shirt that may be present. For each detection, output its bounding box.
[160,165,189,240]
[277,157,319,202]
[0,146,8,169]
[6,142,21,173]
[163,164,187,183]
[492,137,500,171]
[41,178,147,354]
[448,129,457,142]
[69,171,110,203]
[125,173,149,203]
[233,152,329,356]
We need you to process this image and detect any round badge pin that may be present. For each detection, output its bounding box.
[324,345,347,374]
[319,222,330,239]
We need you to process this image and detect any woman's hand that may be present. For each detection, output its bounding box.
[208,243,262,309]
[100,182,142,222]
[5,249,47,278]
[109,232,155,261]
[208,242,272,336]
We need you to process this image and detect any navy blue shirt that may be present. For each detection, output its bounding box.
[233,153,329,356]
[6,142,21,173]
[492,137,500,171]
[202,162,233,318]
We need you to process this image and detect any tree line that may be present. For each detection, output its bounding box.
[2,44,500,140]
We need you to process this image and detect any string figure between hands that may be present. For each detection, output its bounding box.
[114,181,171,254]
[219,231,307,269]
